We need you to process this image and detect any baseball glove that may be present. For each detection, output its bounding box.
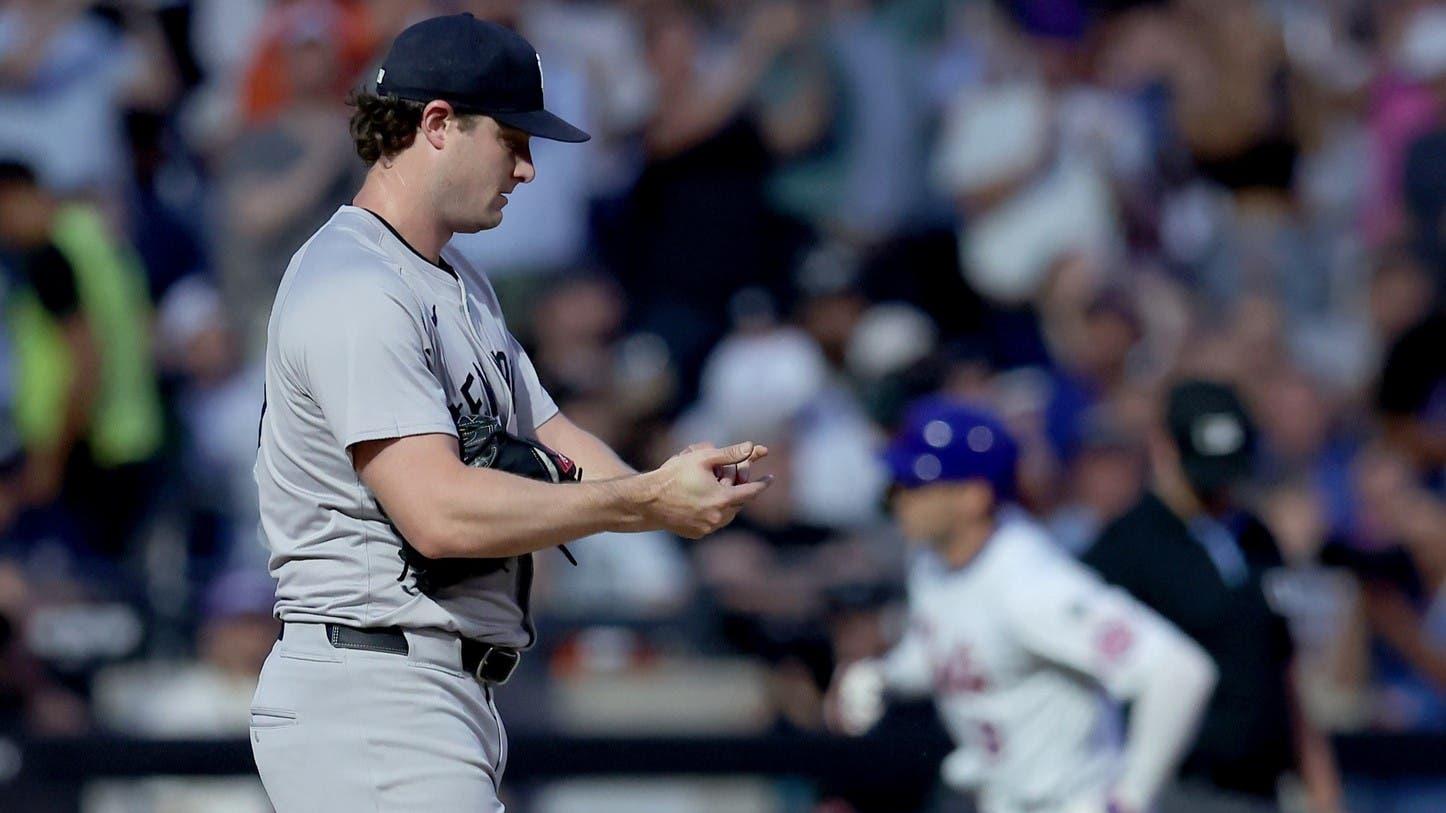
[397,414,581,596]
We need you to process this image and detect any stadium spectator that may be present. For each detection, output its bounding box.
[1257,479,1373,734]
[1046,409,1147,555]
[0,159,163,565]
[1394,5,1446,273]
[1329,444,1446,728]
[618,0,813,396]
[0,0,177,203]
[215,5,361,348]
[153,275,267,578]
[123,109,210,305]
[234,0,381,128]
[1374,310,1446,491]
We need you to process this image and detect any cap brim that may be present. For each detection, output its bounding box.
[492,109,590,143]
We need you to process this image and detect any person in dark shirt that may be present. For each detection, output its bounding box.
[1375,310,1446,493]
[1084,380,1342,813]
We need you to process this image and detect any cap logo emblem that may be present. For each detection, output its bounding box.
[376,67,385,85]
[1194,414,1244,456]
[923,420,952,448]
[913,454,942,482]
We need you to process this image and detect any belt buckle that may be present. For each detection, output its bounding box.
[473,646,520,685]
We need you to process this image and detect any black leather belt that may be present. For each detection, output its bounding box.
[286,624,520,684]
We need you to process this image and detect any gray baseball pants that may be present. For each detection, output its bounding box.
[250,621,508,812]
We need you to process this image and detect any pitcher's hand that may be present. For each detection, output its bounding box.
[644,442,771,538]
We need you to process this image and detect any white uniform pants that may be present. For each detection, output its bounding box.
[250,622,508,812]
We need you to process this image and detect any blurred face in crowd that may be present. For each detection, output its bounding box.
[892,480,993,548]
[1070,445,1144,521]
[1369,253,1433,341]
[800,292,866,366]
[534,277,625,352]
[645,6,700,84]
[288,37,340,102]
[0,178,52,249]
[1253,372,1330,464]
[1261,483,1327,565]
[423,106,535,233]
[1077,306,1140,384]
[466,0,524,27]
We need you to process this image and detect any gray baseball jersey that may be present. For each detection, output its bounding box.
[255,205,558,649]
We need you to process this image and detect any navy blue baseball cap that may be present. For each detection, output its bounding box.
[882,397,1020,499]
[374,13,589,143]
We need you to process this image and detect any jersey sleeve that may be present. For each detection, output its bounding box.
[508,333,558,430]
[1002,558,1189,700]
[285,272,456,450]
[881,614,934,697]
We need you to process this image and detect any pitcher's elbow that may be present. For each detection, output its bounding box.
[404,520,463,559]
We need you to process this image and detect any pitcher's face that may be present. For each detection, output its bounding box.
[436,115,534,234]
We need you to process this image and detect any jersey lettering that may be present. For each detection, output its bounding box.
[459,370,485,416]
[448,356,512,425]
[934,644,990,694]
[475,360,500,417]
[494,351,513,391]
[976,720,1003,757]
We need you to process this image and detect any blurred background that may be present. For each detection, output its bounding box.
[0,0,1442,811]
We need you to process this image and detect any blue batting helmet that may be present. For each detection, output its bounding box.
[882,397,1020,499]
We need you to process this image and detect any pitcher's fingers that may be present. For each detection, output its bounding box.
[669,441,713,464]
[723,474,774,504]
[703,441,756,466]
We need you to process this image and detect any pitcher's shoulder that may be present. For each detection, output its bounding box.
[288,212,407,291]
[272,235,424,352]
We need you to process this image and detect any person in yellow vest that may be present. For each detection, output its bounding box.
[0,160,163,561]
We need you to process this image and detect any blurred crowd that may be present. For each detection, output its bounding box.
[0,0,1444,809]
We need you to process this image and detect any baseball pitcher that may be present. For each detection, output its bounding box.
[249,14,771,812]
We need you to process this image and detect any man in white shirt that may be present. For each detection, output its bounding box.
[831,397,1216,813]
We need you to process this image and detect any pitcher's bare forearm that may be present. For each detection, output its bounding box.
[535,412,636,480]
[354,432,653,559]
[355,433,770,558]
[424,465,659,556]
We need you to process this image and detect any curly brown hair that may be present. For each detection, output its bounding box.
[347,90,479,166]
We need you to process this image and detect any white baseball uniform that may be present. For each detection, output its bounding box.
[878,515,1210,813]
